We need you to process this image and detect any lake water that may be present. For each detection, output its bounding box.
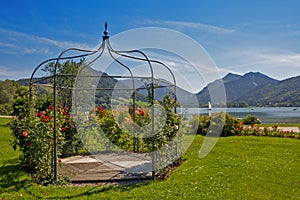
[180,107,300,124]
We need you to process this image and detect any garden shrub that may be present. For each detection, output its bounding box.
[9,94,82,184]
[189,115,210,135]
[188,112,300,139]
[189,112,241,136]
[221,113,242,136]
[93,94,181,153]
[242,114,261,125]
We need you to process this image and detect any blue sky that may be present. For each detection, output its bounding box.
[1,0,300,83]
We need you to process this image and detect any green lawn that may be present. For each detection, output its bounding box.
[1,118,300,199]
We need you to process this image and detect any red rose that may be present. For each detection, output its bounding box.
[22,131,28,137]
[42,115,51,122]
[49,105,54,110]
[61,127,67,132]
[138,109,145,116]
[97,106,105,112]
[37,112,43,117]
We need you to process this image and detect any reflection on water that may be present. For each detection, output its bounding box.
[180,107,300,124]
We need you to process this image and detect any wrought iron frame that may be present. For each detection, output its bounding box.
[29,23,177,182]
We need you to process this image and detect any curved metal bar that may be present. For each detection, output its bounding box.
[29,50,100,99]
[107,44,154,80]
[106,40,136,86]
[106,40,139,151]
[105,47,177,112]
[85,41,105,66]
[107,51,176,89]
[71,42,106,114]
[106,39,156,180]
[52,46,103,182]
[105,46,177,106]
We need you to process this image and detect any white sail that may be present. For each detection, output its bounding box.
[208,102,212,110]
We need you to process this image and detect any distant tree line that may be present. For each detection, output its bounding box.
[0,80,28,115]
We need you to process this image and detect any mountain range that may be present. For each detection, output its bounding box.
[196,72,300,107]
[16,71,300,107]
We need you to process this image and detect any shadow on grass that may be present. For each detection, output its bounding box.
[0,158,151,199]
[0,158,31,193]
[0,124,9,128]
[0,120,11,127]
[24,181,151,199]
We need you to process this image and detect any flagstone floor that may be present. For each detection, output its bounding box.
[60,152,153,182]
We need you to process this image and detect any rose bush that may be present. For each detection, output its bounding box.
[10,91,181,184]
[9,94,81,184]
[92,94,181,153]
[190,112,300,139]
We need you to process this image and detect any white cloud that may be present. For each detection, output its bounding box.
[215,48,300,80]
[229,48,300,69]
[23,48,36,54]
[0,28,93,56]
[0,42,17,48]
[0,66,31,80]
[140,20,236,34]
[257,50,300,66]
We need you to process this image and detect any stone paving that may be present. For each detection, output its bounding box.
[60,152,153,182]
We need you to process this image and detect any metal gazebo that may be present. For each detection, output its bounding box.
[29,23,181,183]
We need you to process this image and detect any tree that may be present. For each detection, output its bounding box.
[0,80,28,115]
[0,80,18,104]
[42,59,83,108]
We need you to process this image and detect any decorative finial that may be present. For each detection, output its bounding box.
[102,22,109,41]
[104,22,108,36]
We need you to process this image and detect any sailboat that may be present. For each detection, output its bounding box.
[208,101,212,110]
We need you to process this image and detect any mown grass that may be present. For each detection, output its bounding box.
[1,118,300,199]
